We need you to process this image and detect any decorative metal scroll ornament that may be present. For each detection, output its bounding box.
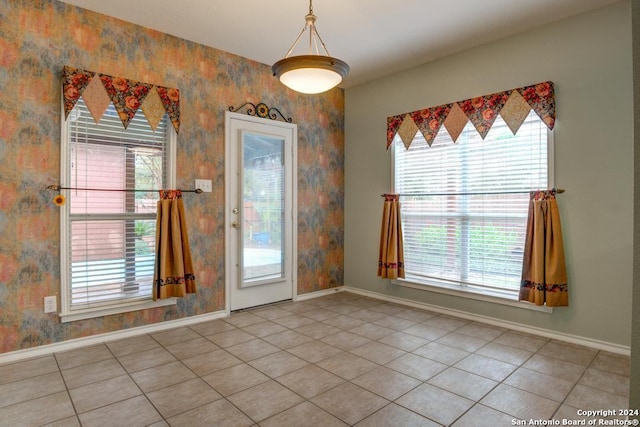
[228,102,292,123]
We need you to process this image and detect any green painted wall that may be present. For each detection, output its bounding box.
[345,1,633,347]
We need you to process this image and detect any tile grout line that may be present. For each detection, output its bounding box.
[551,349,600,421]
[52,351,79,425]
[159,325,266,425]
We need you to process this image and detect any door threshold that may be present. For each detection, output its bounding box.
[230,298,293,314]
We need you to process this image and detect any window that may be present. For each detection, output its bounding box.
[60,98,176,321]
[392,110,551,300]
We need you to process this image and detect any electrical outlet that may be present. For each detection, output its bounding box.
[44,296,57,313]
[195,179,212,193]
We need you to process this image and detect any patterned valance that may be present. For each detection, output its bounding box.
[62,66,180,134]
[387,81,555,150]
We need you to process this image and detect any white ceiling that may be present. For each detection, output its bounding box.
[58,0,619,88]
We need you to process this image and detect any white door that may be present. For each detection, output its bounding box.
[225,111,297,311]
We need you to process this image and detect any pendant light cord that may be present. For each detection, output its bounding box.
[283,0,332,58]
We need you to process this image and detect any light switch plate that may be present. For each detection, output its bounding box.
[195,179,212,193]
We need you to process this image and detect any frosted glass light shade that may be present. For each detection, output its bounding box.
[272,55,349,94]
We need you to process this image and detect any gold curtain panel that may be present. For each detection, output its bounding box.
[519,191,568,307]
[378,194,405,280]
[154,190,196,300]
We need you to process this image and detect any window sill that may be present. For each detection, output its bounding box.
[391,277,553,313]
[60,298,177,323]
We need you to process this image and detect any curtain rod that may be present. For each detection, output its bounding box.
[381,188,565,197]
[47,185,204,194]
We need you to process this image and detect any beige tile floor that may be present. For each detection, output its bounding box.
[0,292,631,426]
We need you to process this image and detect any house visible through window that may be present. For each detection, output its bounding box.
[392,110,550,299]
[60,98,176,321]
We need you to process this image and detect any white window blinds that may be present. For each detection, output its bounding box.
[62,98,170,312]
[393,110,549,298]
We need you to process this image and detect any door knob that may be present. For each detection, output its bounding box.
[231,221,240,228]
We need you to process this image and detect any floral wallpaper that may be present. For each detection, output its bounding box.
[0,0,344,354]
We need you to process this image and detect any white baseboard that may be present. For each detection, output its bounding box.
[0,289,346,365]
[344,286,630,356]
[295,287,344,301]
[2,284,629,365]
[0,310,227,365]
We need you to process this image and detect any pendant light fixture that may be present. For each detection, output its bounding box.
[272,0,349,94]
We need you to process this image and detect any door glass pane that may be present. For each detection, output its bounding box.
[242,133,284,285]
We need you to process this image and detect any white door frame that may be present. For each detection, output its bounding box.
[224,111,298,314]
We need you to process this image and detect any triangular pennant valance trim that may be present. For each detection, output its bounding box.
[386,81,555,150]
[62,66,180,134]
